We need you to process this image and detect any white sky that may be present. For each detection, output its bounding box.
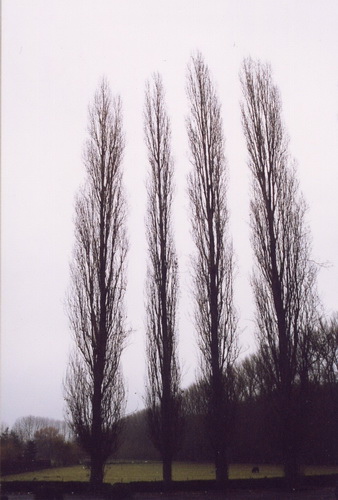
[1,0,338,428]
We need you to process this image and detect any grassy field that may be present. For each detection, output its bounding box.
[1,462,338,484]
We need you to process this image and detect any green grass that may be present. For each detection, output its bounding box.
[1,462,338,483]
[301,465,338,477]
[1,465,89,483]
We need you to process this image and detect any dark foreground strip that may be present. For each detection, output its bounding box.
[1,475,338,499]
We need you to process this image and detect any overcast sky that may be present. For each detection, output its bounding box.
[1,0,338,428]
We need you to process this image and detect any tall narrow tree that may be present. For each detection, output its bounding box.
[64,79,128,486]
[240,58,319,485]
[186,53,238,483]
[144,74,182,484]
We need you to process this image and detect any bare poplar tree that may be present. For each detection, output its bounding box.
[186,53,238,483]
[144,73,182,484]
[240,58,319,485]
[64,79,128,486]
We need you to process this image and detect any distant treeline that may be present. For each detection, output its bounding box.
[117,376,337,466]
[1,346,337,476]
[0,417,83,475]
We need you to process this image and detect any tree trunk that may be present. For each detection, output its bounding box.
[215,450,228,484]
[90,356,104,485]
[281,394,299,489]
[163,455,172,484]
[212,376,229,484]
[90,452,104,486]
[284,455,299,490]
[162,373,173,484]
